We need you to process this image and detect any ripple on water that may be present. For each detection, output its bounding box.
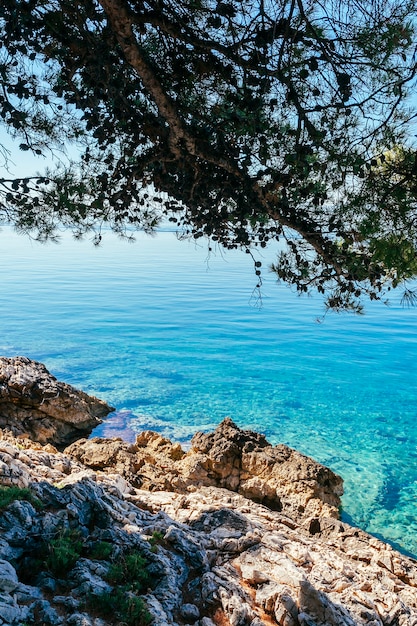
[1,228,417,556]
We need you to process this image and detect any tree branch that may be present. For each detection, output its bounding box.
[98,0,196,159]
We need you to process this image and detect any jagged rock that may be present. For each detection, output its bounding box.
[0,427,416,624]
[14,582,43,602]
[0,560,18,592]
[0,594,30,624]
[189,418,343,518]
[0,357,114,447]
[135,486,417,626]
[66,418,343,520]
[31,599,64,624]
[180,603,200,623]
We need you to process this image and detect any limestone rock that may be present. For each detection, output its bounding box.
[0,357,114,447]
[64,437,142,486]
[137,486,417,626]
[0,430,416,625]
[190,418,343,518]
[0,559,18,592]
[67,418,343,519]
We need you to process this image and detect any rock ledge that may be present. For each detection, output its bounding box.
[0,356,114,447]
[67,417,343,521]
[0,360,416,626]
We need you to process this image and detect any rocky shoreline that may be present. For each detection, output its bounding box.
[0,357,416,626]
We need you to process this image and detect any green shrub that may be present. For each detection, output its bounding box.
[46,529,83,576]
[88,540,113,560]
[86,587,152,625]
[84,590,115,616]
[0,485,42,511]
[117,591,152,626]
[148,531,165,553]
[106,550,149,592]
[149,531,164,547]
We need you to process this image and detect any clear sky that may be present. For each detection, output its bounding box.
[0,127,78,179]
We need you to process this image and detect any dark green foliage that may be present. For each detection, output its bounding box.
[86,587,152,625]
[106,550,150,592]
[17,528,84,581]
[45,529,83,576]
[114,591,152,626]
[1,1,417,310]
[86,548,153,624]
[148,530,165,552]
[88,540,113,560]
[148,531,164,547]
[0,485,42,511]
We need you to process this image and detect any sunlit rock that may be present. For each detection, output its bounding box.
[0,357,114,447]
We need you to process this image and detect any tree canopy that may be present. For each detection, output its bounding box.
[1,0,417,310]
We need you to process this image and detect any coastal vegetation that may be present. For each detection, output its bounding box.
[11,516,153,624]
[0,382,417,624]
[45,529,84,576]
[0,1,417,310]
[85,588,152,626]
[0,485,42,511]
[85,549,153,625]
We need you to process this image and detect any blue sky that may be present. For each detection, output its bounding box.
[0,127,78,179]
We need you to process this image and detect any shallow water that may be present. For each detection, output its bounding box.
[2,227,417,556]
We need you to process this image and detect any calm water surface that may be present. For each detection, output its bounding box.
[2,227,417,556]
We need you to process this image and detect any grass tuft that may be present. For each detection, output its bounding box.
[45,529,83,576]
[86,587,152,625]
[88,540,113,560]
[0,485,42,511]
[106,550,150,592]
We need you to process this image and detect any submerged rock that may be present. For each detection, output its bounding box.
[0,356,114,447]
[0,361,415,625]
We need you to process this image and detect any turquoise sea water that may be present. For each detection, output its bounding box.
[1,226,417,556]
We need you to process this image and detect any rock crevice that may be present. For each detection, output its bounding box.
[0,358,416,625]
